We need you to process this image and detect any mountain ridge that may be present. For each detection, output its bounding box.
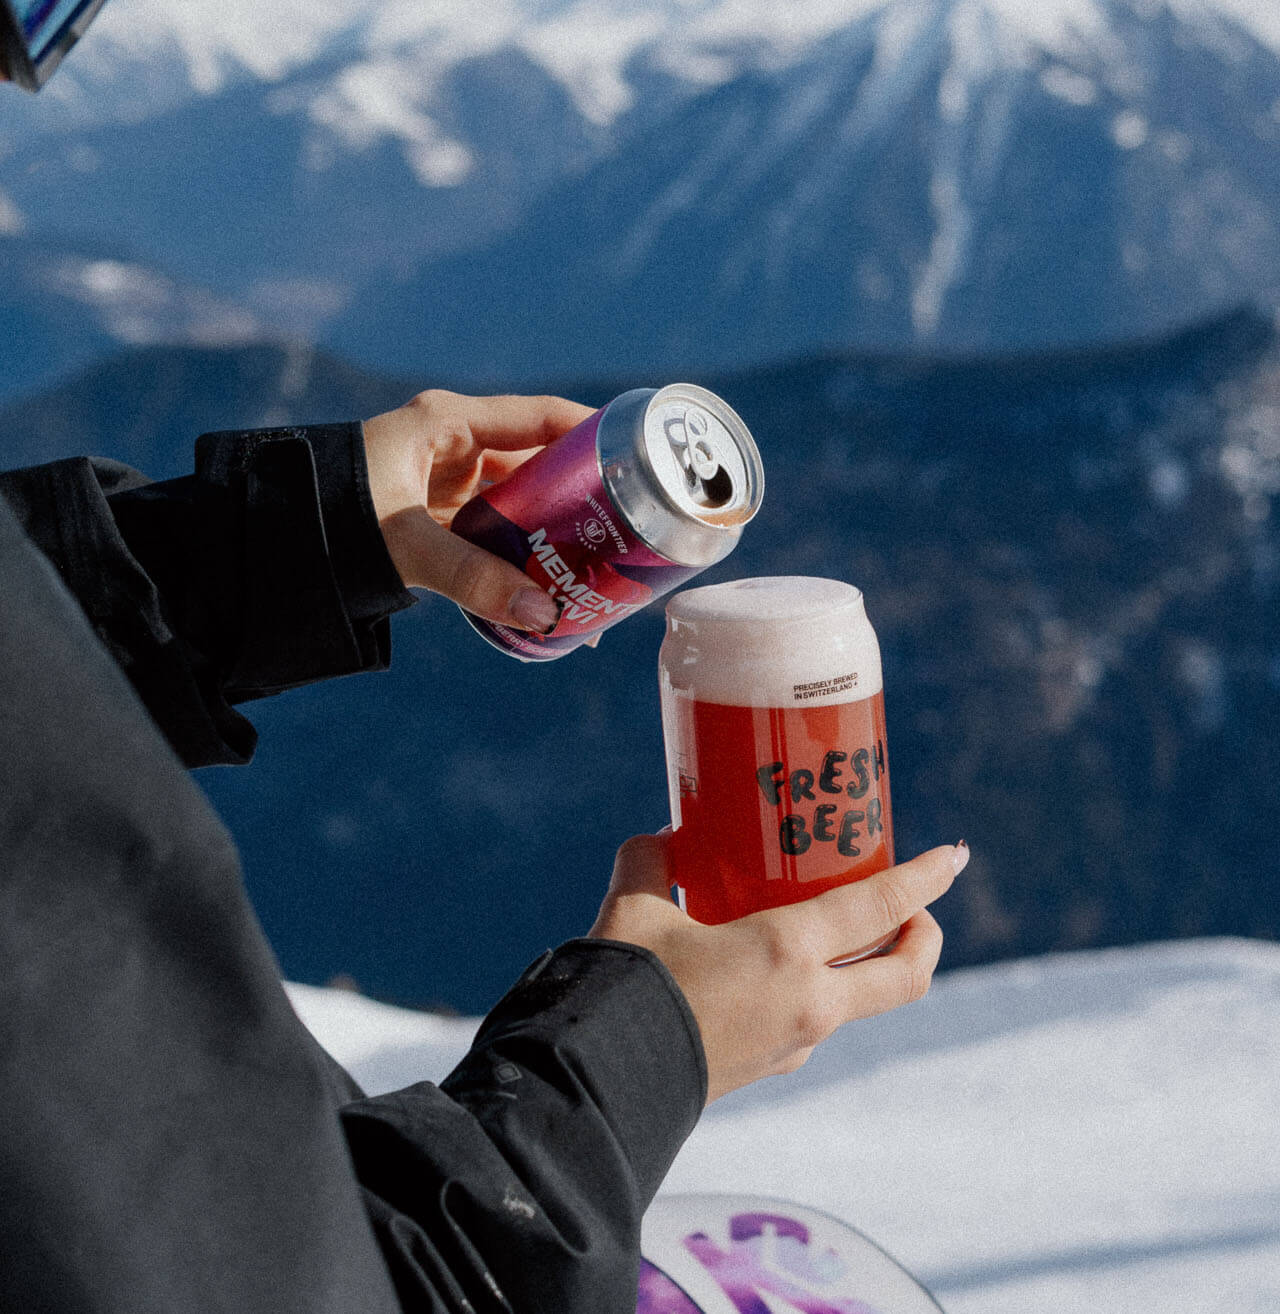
[7,0,1280,380]
[326,0,1280,378]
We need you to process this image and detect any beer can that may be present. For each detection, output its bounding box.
[660,576,895,926]
[450,384,764,661]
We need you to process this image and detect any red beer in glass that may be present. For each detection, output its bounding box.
[660,577,894,926]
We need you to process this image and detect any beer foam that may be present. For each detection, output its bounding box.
[661,576,883,707]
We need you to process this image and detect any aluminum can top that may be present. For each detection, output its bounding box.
[599,384,764,568]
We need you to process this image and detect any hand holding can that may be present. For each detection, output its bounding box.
[591,832,966,1103]
[450,384,764,661]
[363,389,593,634]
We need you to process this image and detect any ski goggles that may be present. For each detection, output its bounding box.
[1,0,109,90]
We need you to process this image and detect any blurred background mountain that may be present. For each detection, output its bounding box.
[8,0,1280,384]
[2,0,1278,1009]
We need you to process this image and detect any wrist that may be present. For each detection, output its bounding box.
[362,418,425,588]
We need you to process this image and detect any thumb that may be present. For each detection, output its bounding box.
[608,832,675,900]
[383,505,561,631]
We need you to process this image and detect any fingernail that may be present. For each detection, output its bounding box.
[510,588,560,634]
[953,840,970,874]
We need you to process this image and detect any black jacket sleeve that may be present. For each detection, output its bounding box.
[0,423,414,768]
[343,940,706,1312]
[0,492,406,1314]
[0,452,708,1314]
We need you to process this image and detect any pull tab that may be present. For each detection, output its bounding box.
[664,406,732,506]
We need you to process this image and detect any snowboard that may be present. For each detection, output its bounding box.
[638,1194,944,1314]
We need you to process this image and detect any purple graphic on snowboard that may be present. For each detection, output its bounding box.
[637,1260,703,1313]
[639,1209,883,1314]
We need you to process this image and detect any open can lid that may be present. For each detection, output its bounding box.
[599,383,764,568]
[640,383,763,530]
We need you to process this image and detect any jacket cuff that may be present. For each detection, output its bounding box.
[447,938,708,1197]
[191,423,414,697]
[306,421,411,630]
[340,938,707,1312]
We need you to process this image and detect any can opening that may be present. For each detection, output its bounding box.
[616,383,763,560]
[694,464,734,508]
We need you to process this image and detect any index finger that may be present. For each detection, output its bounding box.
[774,843,967,959]
[480,447,547,484]
[830,907,945,1019]
[466,394,595,451]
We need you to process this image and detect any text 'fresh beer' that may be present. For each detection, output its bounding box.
[660,577,895,927]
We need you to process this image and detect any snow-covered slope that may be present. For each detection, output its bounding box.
[328,0,1280,377]
[35,0,1280,126]
[290,937,1280,1313]
[0,232,259,398]
[6,1,903,129]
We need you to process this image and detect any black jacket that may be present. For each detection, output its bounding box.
[0,423,706,1314]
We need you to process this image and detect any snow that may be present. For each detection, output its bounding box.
[90,0,374,91]
[1171,0,1280,60]
[1040,64,1100,106]
[306,57,476,186]
[37,255,261,345]
[0,190,24,235]
[1112,108,1150,150]
[981,0,1109,56]
[290,937,1280,1312]
[521,9,669,124]
[32,0,1280,148]
[31,0,1280,259]
[286,980,477,1076]
[911,5,986,337]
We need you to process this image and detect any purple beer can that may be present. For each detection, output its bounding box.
[450,384,765,661]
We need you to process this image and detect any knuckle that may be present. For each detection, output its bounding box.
[912,911,945,975]
[759,919,800,973]
[792,991,836,1050]
[899,956,932,1007]
[615,833,660,868]
[868,877,905,933]
[924,911,945,958]
[615,834,647,861]
[443,546,478,607]
[907,961,932,1003]
[409,387,461,416]
[776,1046,813,1077]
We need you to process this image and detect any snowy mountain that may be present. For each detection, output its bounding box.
[0,232,258,400]
[0,42,603,336]
[3,0,900,131]
[329,0,1280,380]
[5,0,1280,376]
[288,936,1280,1313]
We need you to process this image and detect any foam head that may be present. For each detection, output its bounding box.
[661,576,883,707]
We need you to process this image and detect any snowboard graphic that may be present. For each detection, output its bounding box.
[638,1194,944,1314]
